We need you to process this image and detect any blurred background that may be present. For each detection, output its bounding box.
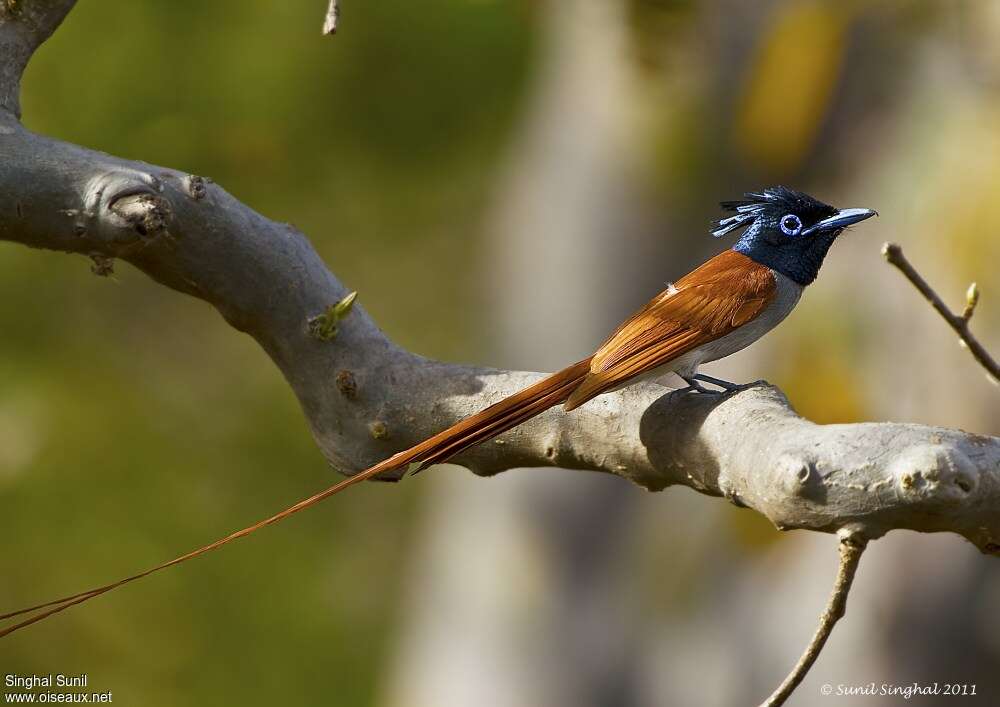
[1,0,998,705]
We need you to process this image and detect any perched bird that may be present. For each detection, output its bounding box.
[0,187,876,635]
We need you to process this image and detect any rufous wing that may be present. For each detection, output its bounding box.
[563,250,776,410]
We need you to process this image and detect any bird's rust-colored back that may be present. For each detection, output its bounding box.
[564,250,776,409]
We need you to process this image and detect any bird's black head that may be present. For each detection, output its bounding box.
[712,186,877,285]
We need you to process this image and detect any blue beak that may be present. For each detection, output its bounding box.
[801,208,878,236]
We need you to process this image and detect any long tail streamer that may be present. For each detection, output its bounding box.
[0,358,592,638]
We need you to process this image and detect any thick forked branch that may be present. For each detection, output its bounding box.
[0,1,998,559]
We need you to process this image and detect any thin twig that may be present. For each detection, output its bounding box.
[883,242,999,383]
[759,536,867,707]
[322,0,339,35]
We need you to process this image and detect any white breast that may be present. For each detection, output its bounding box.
[664,269,803,379]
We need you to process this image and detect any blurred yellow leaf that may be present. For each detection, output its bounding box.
[735,0,850,174]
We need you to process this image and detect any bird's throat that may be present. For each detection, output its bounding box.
[733,231,838,286]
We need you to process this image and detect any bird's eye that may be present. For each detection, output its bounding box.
[780,214,802,236]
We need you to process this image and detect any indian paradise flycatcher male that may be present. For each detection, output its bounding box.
[0,186,877,636]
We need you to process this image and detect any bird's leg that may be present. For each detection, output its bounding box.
[692,373,741,391]
[679,375,717,394]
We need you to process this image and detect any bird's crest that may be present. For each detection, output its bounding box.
[711,186,834,238]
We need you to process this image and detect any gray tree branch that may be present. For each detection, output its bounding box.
[0,0,75,117]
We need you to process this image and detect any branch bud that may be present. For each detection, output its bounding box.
[962,282,979,321]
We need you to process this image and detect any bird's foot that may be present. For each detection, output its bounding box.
[678,376,720,395]
[692,373,742,392]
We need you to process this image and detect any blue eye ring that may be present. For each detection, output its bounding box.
[780,214,802,236]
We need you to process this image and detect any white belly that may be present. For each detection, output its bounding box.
[597,269,802,395]
[607,269,802,392]
[665,269,802,378]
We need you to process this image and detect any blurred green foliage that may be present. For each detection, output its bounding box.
[2,1,535,705]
